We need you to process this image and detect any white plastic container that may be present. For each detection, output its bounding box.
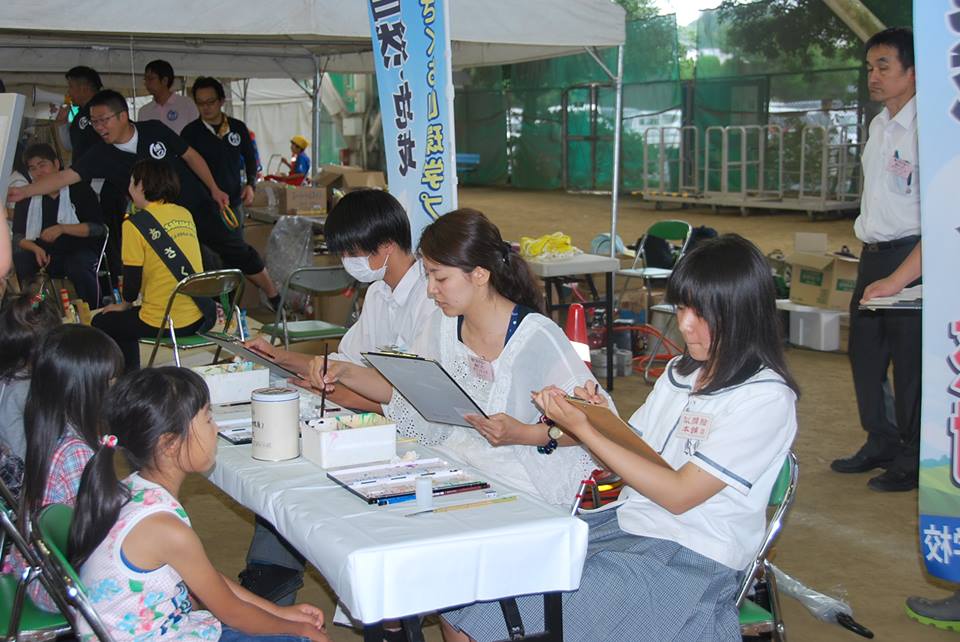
[302,413,397,469]
[789,306,842,352]
[192,362,269,406]
[251,387,301,461]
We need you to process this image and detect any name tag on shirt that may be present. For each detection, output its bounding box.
[467,354,495,382]
[885,156,913,179]
[677,412,713,442]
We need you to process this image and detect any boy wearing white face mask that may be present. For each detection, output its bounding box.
[239,189,439,604]
[245,189,437,378]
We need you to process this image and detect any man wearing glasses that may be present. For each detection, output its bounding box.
[137,59,199,135]
[181,77,258,218]
[6,89,283,308]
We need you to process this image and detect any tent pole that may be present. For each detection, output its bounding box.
[312,56,322,179]
[609,45,624,258]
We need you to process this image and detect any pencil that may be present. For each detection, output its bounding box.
[320,344,329,418]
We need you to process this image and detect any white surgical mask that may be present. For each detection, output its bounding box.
[342,252,389,283]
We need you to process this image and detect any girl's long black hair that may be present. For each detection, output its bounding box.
[21,325,123,525]
[0,290,61,381]
[418,208,543,313]
[665,234,799,396]
[69,367,209,568]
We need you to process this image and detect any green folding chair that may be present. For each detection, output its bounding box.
[35,504,115,641]
[0,480,70,641]
[737,452,799,641]
[616,219,693,307]
[260,266,359,349]
[140,269,246,367]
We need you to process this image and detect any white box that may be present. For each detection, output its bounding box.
[788,306,841,351]
[302,413,397,469]
[192,363,270,406]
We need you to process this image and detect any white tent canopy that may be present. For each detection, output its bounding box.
[0,0,625,77]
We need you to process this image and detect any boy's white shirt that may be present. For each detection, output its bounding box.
[329,259,439,365]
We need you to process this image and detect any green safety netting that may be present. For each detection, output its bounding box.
[452,0,911,193]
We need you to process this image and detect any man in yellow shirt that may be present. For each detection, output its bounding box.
[93,160,204,370]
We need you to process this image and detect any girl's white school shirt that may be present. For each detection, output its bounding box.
[615,358,797,570]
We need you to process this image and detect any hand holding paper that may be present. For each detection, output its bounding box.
[465,413,527,447]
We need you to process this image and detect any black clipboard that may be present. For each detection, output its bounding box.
[363,351,488,427]
[202,332,302,380]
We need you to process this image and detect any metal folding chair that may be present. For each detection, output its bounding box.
[616,219,693,314]
[34,504,115,641]
[736,452,799,641]
[140,269,246,367]
[260,266,358,349]
[0,479,71,641]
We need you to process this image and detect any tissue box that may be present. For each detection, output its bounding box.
[302,413,397,469]
[191,362,269,406]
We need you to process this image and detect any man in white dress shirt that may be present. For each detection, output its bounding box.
[137,59,199,135]
[830,27,921,492]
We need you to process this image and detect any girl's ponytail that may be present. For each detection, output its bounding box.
[68,435,128,568]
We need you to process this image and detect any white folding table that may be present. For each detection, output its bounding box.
[206,437,589,641]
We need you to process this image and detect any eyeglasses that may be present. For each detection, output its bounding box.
[195,98,221,107]
[90,112,121,127]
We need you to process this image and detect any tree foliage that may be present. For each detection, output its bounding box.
[613,0,658,21]
[715,0,912,69]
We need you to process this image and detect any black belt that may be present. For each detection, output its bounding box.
[862,235,920,252]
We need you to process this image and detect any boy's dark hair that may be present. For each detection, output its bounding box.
[325,189,412,255]
[865,27,914,70]
[69,367,209,568]
[22,143,59,166]
[666,234,799,396]
[145,59,175,88]
[88,89,129,116]
[65,66,103,91]
[130,159,181,203]
[191,76,225,101]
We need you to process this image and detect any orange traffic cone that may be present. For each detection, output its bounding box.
[565,303,591,365]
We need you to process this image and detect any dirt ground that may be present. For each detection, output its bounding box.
[179,186,948,641]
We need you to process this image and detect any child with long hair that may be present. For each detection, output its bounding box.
[2,323,123,611]
[443,234,800,642]
[310,209,606,506]
[69,367,328,641]
[0,289,61,464]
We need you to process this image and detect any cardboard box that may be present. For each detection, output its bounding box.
[284,186,327,215]
[341,170,387,192]
[251,182,286,211]
[787,233,859,310]
[251,183,327,215]
[301,413,397,469]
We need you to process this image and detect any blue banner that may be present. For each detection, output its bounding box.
[368,0,458,244]
[916,0,960,582]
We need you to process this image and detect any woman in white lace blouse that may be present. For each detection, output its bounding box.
[310,209,609,506]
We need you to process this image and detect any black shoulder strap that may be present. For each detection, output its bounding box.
[127,208,199,282]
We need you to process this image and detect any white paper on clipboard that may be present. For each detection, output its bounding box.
[363,352,487,427]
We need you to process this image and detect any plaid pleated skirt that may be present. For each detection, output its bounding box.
[442,509,741,642]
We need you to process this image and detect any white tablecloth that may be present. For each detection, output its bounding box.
[206,441,589,624]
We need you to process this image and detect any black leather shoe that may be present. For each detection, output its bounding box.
[868,469,918,492]
[830,450,895,473]
[238,563,304,602]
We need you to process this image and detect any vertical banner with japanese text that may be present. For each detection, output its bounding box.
[916,0,960,582]
[368,0,457,244]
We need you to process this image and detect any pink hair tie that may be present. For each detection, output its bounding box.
[100,434,119,449]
